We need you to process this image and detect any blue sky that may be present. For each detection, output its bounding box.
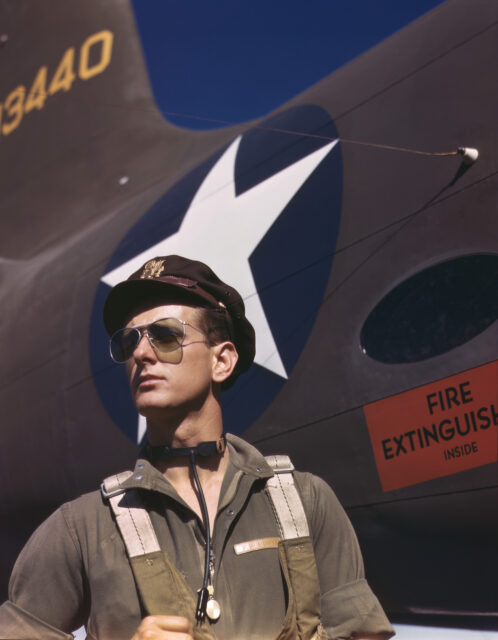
[131,0,446,129]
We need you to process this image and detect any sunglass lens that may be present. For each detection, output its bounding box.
[148,318,184,352]
[110,328,140,363]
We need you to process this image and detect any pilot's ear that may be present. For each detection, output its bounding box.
[211,341,238,385]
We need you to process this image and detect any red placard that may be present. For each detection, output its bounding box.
[364,360,498,491]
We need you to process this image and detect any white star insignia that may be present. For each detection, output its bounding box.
[102,135,338,442]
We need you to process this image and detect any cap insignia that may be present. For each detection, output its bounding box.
[140,259,166,279]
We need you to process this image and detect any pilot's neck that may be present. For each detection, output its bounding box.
[146,410,223,446]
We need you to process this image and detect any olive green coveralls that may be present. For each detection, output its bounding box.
[0,435,394,640]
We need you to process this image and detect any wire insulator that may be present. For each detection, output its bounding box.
[457,147,479,165]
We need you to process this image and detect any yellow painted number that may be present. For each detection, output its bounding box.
[2,86,25,135]
[24,66,48,113]
[1,29,114,137]
[48,47,76,95]
[79,30,113,80]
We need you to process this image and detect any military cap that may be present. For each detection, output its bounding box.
[103,255,255,381]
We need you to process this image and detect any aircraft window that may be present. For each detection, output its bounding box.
[360,254,498,363]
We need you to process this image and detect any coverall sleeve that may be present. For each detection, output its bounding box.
[297,473,395,640]
[0,503,87,639]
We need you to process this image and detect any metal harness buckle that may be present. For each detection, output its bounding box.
[100,482,126,499]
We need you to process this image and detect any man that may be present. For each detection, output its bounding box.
[0,255,394,640]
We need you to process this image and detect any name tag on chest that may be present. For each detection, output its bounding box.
[233,537,280,555]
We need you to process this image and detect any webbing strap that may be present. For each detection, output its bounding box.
[265,455,309,539]
[101,474,216,638]
[102,473,160,557]
[101,471,133,497]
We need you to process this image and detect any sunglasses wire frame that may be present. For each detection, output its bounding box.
[110,317,205,363]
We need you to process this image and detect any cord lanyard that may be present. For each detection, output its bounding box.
[146,435,226,622]
[189,449,221,623]
[206,547,221,621]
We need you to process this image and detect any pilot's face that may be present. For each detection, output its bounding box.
[124,304,215,422]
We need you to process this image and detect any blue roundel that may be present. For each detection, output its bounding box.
[89,105,343,443]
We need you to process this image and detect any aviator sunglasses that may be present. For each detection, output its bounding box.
[109,317,207,363]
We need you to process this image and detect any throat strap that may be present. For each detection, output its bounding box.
[146,433,226,461]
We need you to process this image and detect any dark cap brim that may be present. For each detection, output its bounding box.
[103,278,219,336]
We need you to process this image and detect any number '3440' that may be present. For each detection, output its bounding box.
[0,30,114,137]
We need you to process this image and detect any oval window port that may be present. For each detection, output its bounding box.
[360,254,498,364]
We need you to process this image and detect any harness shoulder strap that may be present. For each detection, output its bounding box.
[265,456,325,640]
[101,473,216,640]
[101,472,160,557]
[264,455,309,539]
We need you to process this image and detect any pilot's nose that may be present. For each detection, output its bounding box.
[133,333,156,362]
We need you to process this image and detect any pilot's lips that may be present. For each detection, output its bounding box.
[135,374,164,389]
